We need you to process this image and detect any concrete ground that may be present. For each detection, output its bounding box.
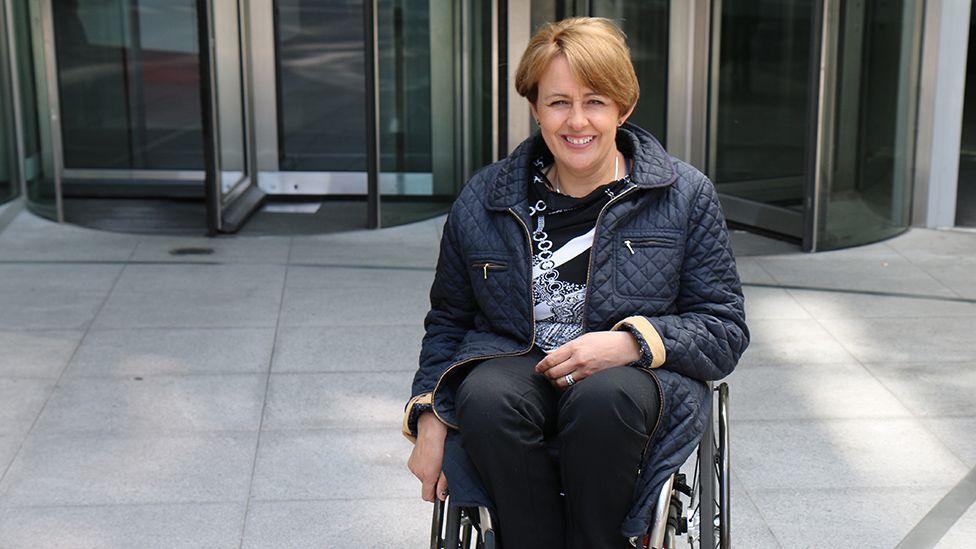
[0,199,974,548]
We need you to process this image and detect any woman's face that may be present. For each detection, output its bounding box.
[530,54,633,177]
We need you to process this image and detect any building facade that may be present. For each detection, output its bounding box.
[1,0,973,251]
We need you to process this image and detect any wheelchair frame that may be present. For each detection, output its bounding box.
[429,382,730,549]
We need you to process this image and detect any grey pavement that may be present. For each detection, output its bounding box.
[0,203,974,547]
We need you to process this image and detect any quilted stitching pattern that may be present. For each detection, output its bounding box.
[409,124,749,539]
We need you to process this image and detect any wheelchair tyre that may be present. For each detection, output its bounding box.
[694,382,730,549]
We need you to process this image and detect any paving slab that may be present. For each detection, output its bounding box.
[735,257,777,284]
[910,257,976,299]
[0,291,107,330]
[271,324,423,373]
[0,330,84,378]
[923,418,976,467]
[786,288,976,319]
[0,264,123,293]
[0,378,54,435]
[936,499,976,549]
[756,248,956,296]
[34,374,267,434]
[734,418,967,491]
[0,435,22,474]
[111,264,285,293]
[864,361,976,417]
[885,228,976,261]
[66,328,274,377]
[290,225,440,268]
[285,264,434,289]
[741,286,811,320]
[735,318,856,367]
[0,212,138,262]
[822,316,976,363]
[0,432,258,506]
[94,287,283,329]
[0,502,246,549]
[250,428,415,501]
[751,487,946,549]
[263,372,412,430]
[279,286,428,327]
[242,498,429,549]
[726,362,912,420]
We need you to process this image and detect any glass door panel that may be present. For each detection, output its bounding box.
[1,11,14,205]
[710,0,815,239]
[274,0,366,172]
[377,0,448,227]
[591,0,669,143]
[51,0,204,170]
[203,0,260,233]
[816,0,920,249]
[22,0,58,219]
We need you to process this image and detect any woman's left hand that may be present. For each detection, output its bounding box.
[534,331,641,389]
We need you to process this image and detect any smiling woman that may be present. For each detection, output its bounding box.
[404,17,748,549]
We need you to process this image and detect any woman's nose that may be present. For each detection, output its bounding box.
[567,104,588,131]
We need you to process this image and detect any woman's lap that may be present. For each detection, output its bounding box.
[454,350,662,549]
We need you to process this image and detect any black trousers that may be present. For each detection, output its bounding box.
[455,348,661,549]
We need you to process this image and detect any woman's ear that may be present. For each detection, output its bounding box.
[529,102,540,126]
[618,102,637,126]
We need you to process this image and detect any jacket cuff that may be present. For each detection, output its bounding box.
[402,392,434,443]
[612,316,667,369]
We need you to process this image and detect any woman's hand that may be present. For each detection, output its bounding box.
[534,331,641,389]
[407,411,449,502]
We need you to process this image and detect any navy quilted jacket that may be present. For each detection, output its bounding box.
[405,123,749,538]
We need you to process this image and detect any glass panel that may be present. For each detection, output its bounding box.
[274,0,366,171]
[20,0,57,218]
[378,0,482,227]
[590,0,668,143]
[1,36,14,205]
[713,0,814,212]
[956,8,976,227]
[818,0,919,249]
[51,0,203,170]
[213,0,248,197]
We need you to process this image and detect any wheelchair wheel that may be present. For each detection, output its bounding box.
[691,382,730,549]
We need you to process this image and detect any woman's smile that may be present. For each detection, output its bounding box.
[562,134,596,148]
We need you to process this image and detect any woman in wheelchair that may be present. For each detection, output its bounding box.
[404,17,748,549]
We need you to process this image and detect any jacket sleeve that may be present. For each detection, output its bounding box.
[403,204,477,441]
[613,175,749,381]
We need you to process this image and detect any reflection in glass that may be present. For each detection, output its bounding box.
[17,0,56,217]
[591,0,668,143]
[1,52,13,204]
[275,0,366,171]
[713,0,813,210]
[378,0,471,226]
[957,10,976,227]
[52,0,203,169]
[819,0,919,249]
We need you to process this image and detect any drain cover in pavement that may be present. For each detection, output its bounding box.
[169,247,215,256]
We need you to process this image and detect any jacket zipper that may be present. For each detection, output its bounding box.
[471,261,507,279]
[635,369,666,477]
[623,237,675,255]
[431,209,537,429]
[581,185,638,328]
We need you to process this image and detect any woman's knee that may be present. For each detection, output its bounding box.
[456,359,551,434]
[559,367,659,433]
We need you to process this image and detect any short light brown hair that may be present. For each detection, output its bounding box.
[515,17,639,115]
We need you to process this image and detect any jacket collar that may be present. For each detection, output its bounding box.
[486,122,677,211]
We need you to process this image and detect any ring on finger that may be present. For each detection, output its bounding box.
[564,373,575,386]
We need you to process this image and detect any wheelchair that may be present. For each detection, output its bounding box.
[430,382,730,549]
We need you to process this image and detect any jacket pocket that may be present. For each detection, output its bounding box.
[468,256,513,322]
[613,231,683,301]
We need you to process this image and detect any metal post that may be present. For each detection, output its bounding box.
[197,0,220,235]
[364,0,380,229]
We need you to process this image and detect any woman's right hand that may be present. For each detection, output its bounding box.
[407,411,449,502]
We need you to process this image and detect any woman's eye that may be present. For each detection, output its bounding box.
[588,99,605,105]
[550,100,568,106]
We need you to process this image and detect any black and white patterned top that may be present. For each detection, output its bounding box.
[528,152,633,351]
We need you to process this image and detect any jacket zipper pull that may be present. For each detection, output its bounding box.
[624,240,635,255]
[483,263,489,279]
